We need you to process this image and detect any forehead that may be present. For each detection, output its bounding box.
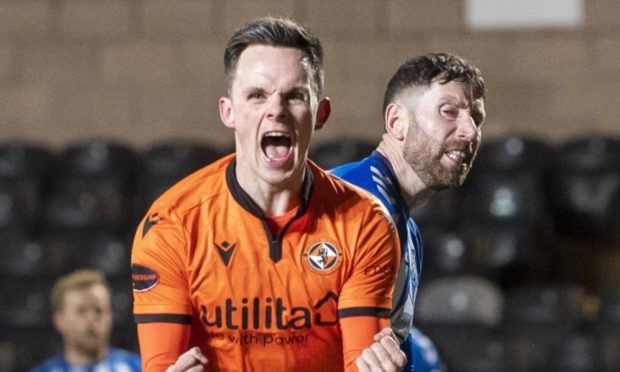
[425,80,484,109]
[427,79,472,101]
[63,285,109,306]
[232,45,312,91]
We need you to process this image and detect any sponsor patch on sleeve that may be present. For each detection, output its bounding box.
[131,264,160,292]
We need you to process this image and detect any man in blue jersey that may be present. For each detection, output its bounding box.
[31,269,141,371]
[331,52,486,371]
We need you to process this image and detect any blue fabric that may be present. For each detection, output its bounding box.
[332,151,439,371]
[31,348,141,372]
[402,328,443,372]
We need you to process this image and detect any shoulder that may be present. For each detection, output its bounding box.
[145,154,232,218]
[311,162,395,227]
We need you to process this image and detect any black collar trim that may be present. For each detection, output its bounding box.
[225,157,314,219]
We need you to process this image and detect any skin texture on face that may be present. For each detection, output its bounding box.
[53,284,112,365]
[400,79,485,191]
[219,45,330,215]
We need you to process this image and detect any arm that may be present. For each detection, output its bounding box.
[138,323,193,371]
[132,211,196,371]
[339,204,404,370]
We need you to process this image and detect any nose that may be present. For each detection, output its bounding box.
[456,114,480,142]
[265,94,288,121]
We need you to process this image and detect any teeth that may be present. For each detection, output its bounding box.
[265,132,289,138]
[447,150,466,162]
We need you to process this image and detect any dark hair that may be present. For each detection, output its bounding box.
[382,52,485,114]
[224,17,324,96]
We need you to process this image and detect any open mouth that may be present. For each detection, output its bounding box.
[445,150,471,169]
[446,150,466,163]
[261,132,292,162]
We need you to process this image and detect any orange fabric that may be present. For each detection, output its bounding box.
[265,205,298,236]
[138,323,191,371]
[132,155,400,371]
[340,316,391,371]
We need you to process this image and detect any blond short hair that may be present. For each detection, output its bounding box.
[50,269,109,313]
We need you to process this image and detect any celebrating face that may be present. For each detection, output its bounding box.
[219,45,329,193]
[401,79,485,190]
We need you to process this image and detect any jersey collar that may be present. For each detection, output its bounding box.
[225,156,314,219]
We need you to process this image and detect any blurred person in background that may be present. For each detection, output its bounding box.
[331,52,486,371]
[31,269,141,371]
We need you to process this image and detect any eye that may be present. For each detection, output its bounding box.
[287,90,307,103]
[440,105,458,118]
[247,90,265,100]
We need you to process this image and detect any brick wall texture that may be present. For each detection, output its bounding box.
[1,0,619,150]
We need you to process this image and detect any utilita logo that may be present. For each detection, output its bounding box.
[200,292,338,331]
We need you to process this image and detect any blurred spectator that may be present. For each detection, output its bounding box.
[30,269,140,371]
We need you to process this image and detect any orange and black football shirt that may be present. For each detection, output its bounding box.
[131,154,400,371]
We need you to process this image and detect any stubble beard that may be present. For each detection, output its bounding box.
[403,122,471,191]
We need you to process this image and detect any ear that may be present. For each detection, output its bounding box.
[52,312,66,334]
[384,102,407,141]
[314,97,331,131]
[219,96,235,129]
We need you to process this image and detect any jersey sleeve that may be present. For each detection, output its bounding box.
[131,210,193,322]
[138,323,191,371]
[338,203,400,368]
[338,204,400,315]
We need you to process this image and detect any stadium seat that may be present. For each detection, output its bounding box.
[456,135,554,287]
[593,289,620,371]
[545,332,598,372]
[503,284,588,328]
[421,227,474,280]
[0,142,55,232]
[460,134,553,225]
[546,135,620,240]
[462,221,541,286]
[135,140,221,218]
[416,275,504,327]
[309,138,376,170]
[0,231,72,278]
[501,284,590,370]
[598,327,620,372]
[65,231,131,278]
[411,188,461,230]
[420,325,505,372]
[43,139,138,233]
[415,276,506,371]
[0,278,53,328]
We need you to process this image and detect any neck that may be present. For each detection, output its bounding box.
[376,134,436,209]
[235,164,304,217]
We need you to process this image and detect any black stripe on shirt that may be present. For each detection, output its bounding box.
[338,307,391,319]
[134,313,193,324]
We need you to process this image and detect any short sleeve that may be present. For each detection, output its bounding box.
[338,205,400,317]
[131,210,193,321]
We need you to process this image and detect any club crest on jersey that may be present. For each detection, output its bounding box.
[305,241,341,274]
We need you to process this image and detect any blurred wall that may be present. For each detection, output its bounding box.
[1,0,619,150]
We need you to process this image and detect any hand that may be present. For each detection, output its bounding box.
[166,346,208,372]
[355,327,407,372]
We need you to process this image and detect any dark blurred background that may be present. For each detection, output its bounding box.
[2,1,620,371]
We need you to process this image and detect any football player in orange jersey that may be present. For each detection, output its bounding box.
[132,17,406,372]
